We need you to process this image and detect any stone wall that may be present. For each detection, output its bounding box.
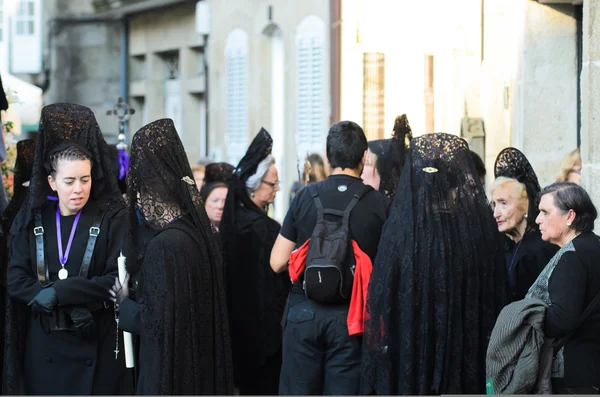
[580,0,600,226]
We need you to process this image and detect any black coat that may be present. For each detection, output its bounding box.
[505,230,558,303]
[4,200,133,395]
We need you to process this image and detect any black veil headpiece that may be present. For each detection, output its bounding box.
[368,114,413,198]
[10,103,124,235]
[494,147,541,232]
[200,162,234,202]
[126,118,233,393]
[1,138,36,235]
[361,133,507,395]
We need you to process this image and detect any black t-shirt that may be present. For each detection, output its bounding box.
[280,174,391,261]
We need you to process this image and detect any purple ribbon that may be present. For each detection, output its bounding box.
[118,148,129,180]
[56,206,82,266]
[47,196,58,201]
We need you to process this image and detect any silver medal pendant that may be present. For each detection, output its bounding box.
[58,268,68,280]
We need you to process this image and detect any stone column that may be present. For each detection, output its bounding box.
[580,0,600,228]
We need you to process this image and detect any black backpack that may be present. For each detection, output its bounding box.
[303,183,373,304]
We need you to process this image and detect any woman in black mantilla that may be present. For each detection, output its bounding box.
[109,118,234,395]
[361,133,507,395]
[3,103,132,395]
[220,128,291,395]
[0,138,36,388]
[491,147,558,302]
[361,114,412,199]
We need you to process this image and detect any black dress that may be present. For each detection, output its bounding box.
[505,230,558,303]
[4,200,132,395]
[118,216,233,395]
[225,204,290,394]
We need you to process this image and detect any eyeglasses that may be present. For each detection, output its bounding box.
[262,180,280,188]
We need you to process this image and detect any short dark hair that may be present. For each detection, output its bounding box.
[49,146,93,178]
[469,150,486,179]
[540,182,597,233]
[326,121,368,170]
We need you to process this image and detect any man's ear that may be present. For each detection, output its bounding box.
[325,152,331,166]
[361,150,367,166]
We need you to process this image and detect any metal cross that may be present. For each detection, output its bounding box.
[106,96,135,150]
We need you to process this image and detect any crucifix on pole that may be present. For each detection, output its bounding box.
[106,96,135,150]
[106,97,135,183]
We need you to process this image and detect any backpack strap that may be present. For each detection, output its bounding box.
[308,184,325,223]
[342,184,373,227]
[34,212,52,287]
[78,211,105,278]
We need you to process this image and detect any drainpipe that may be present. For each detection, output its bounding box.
[203,33,209,157]
[330,0,342,125]
[120,16,129,140]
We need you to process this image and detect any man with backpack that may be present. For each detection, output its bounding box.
[270,121,390,395]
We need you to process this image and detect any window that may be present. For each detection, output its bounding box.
[15,0,35,36]
[362,52,385,140]
[225,29,249,165]
[296,16,326,159]
[0,1,4,41]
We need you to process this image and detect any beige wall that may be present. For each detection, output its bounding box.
[128,1,207,164]
[208,0,330,221]
[580,0,600,228]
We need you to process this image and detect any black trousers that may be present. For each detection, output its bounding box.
[279,295,361,395]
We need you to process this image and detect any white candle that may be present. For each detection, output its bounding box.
[118,251,135,369]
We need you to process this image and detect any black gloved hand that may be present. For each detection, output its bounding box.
[70,307,96,340]
[28,287,58,315]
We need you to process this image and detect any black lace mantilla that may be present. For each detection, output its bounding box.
[494,147,542,232]
[10,104,124,236]
[127,118,233,393]
[368,114,413,198]
[361,133,507,395]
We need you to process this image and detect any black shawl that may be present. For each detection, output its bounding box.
[126,118,233,394]
[361,133,507,395]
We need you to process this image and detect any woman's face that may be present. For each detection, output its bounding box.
[252,164,280,207]
[536,193,571,245]
[361,150,380,191]
[491,183,528,235]
[205,186,227,228]
[48,159,92,215]
[193,170,205,191]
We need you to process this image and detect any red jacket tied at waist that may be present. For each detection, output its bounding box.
[288,239,373,336]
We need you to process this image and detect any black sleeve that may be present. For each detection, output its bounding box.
[53,208,126,306]
[545,251,587,338]
[118,297,141,334]
[280,194,298,243]
[7,226,42,304]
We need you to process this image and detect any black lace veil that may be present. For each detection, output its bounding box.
[10,103,124,236]
[368,114,413,198]
[361,133,507,394]
[126,119,233,393]
[494,147,541,232]
[1,138,35,236]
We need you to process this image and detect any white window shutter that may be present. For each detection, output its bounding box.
[296,16,326,160]
[10,0,42,73]
[225,29,249,165]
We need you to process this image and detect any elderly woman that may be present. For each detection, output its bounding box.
[200,162,234,231]
[361,114,412,199]
[526,182,600,394]
[491,148,558,302]
[220,128,291,395]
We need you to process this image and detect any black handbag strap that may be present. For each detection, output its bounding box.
[78,212,105,278]
[34,212,52,287]
[555,285,600,351]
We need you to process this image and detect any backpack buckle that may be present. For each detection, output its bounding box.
[89,227,100,237]
[33,226,44,236]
